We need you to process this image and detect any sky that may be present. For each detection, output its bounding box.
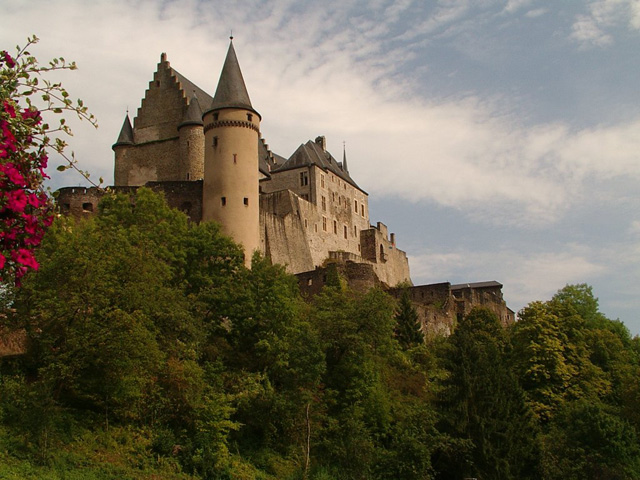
[2,0,639,333]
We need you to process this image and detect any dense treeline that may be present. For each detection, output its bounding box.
[0,189,638,479]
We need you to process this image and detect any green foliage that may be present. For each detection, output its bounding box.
[436,307,541,479]
[2,200,638,480]
[394,287,424,349]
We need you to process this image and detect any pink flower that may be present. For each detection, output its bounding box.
[12,248,38,270]
[0,163,26,186]
[0,253,5,269]
[1,51,15,68]
[5,189,27,212]
[2,101,17,119]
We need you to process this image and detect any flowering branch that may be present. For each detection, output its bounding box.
[0,35,98,284]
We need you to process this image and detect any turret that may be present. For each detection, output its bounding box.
[202,39,261,266]
[113,113,134,186]
[178,94,204,180]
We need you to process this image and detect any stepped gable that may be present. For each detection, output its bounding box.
[171,68,213,107]
[275,138,363,191]
[258,138,287,177]
[207,40,260,118]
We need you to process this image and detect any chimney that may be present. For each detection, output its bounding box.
[315,135,327,151]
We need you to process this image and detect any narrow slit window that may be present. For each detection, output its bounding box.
[243,197,249,206]
[221,197,226,206]
[213,136,218,147]
[233,153,237,164]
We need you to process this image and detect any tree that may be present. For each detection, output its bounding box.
[1,35,97,283]
[395,287,423,349]
[436,307,541,479]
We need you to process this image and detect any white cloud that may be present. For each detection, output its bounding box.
[2,0,638,228]
[570,0,640,47]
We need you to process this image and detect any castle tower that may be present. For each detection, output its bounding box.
[202,39,261,265]
[112,113,134,185]
[178,95,205,181]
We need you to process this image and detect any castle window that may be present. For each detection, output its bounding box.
[221,197,226,206]
[322,217,327,231]
[343,225,347,239]
[354,226,357,237]
[321,175,325,188]
[332,192,335,202]
[186,172,190,180]
[213,136,218,147]
[354,200,358,213]
[307,278,313,286]
[315,224,318,233]
[361,204,364,216]
[299,171,308,186]
[244,197,249,206]
[233,154,237,164]
[247,113,253,122]
[82,202,93,212]
[213,113,219,121]
[304,219,308,228]
[333,220,337,234]
[321,196,326,211]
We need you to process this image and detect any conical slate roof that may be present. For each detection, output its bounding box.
[207,40,260,117]
[113,114,134,148]
[179,95,204,128]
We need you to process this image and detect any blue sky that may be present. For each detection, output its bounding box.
[2,0,639,333]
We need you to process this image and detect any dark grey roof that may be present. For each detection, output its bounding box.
[207,41,260,117]
[171,68,213,107]
[113,114,134,147]
[273,139,364,192]
[258,138,287,177]
[450,281,503,290]
[179,95,204,128]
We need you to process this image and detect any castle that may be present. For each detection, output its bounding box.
[56,39,514,334]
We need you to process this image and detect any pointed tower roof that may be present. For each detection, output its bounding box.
[179,94,204,128]
[112,114,134,148]
[342,142,349,173]
[206,39,260,118]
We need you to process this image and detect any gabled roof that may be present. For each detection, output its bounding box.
[273,139,364,192]
[206,40,260,117]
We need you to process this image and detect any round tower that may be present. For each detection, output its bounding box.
[202,39,261,266]
[178,95,205,181]
[112,113,134,186]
